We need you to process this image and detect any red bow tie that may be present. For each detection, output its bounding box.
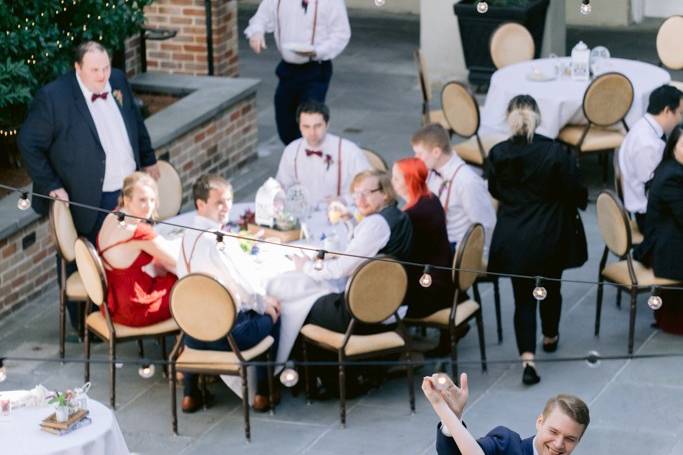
[306,149,323,157]
[91,92,109,102]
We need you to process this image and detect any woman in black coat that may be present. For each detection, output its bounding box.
[635,125,683,334]
[486,95,588,385]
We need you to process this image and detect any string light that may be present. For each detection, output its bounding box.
[433,373,449,391]
[533,277,547,301]
[580,0,592,15]
[280,367,299,388]
[585,350,601,368]
[138,363,155,379]
[419,265,433,288]
[0,358,6,383]
[117,211,127,229]
[374,0,386,6]
[647,286,663,310]
[216,232,226,251]
[115,362,124,369]
[17,192,31,210]
[476,1,489,14]
[314,250,325,271]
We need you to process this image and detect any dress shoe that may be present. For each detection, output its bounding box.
[252,394,274,412]
[542,335,559,353]
[522,364,541,385]
[181,395,202,413]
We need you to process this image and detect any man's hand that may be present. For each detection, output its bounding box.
[439,372,469,420]
[49,188,70,204]
[144,163,161,180]
[249,33,267,54]
[292,254,309,272]
[264,296,281,323]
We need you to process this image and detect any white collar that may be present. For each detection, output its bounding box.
[435,153,465,177]
[302,133,338,151]
[75,72,111,103]
[192,214,223,231]
[644,113,664,139]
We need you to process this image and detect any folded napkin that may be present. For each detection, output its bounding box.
[0,384,50,408]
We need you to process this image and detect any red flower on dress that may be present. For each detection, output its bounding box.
[130,282,167,305]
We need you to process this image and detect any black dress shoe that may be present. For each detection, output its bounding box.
[522,364,541,385]
[542,335,559,353]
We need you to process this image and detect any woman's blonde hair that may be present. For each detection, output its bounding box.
[118,172,159,217]
[351,169,397,206]
[506,94,541,143]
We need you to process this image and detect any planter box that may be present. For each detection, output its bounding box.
[454,0,550,86]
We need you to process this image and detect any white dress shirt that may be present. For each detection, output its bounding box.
[276,133,371,206]
[427,154,496,247]
[618,114,666,214]
[176,215,266,314]
[75,74,136,192]
[244,0,350,64]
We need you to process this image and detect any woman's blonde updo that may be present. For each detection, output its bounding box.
[118,172,159,216]
[506,94,541,143]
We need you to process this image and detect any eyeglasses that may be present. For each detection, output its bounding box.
[352,187,382,199]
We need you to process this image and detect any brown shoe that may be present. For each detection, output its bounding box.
[252,394,272,413]
[181,395,202,413]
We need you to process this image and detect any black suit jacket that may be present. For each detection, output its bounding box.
[635,159,683,280]
[437,424,534,455]
[18,69,155,234]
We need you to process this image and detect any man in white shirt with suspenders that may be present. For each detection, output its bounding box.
[245,0,351,145]
[276,101,371,206]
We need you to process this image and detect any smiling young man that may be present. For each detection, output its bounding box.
[423,373,589,455]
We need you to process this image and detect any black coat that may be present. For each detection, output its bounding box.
[18,69,155,234]
[485,135,588,275]
[635,159,683,280]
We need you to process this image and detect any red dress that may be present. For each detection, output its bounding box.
[97,222,177,327]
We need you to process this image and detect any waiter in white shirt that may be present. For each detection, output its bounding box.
[412,123,496,254]
[176,174,281,413]
[619,84,683,232]
[276,101,371,206]
[245,0,351,145]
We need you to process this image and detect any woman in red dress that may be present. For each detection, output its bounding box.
[97,172,178,327]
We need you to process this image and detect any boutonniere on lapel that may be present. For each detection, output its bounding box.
[112,89,123,107]
[324,153,334,171]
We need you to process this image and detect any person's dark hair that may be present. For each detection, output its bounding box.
[542,394,590,436]
[296,101,330,124]
[74,41,110,65]
[192,174,232,209]
[410,123,451,155]
[646,85,683,116]
[506,94,540,143]
[662,125,683,162]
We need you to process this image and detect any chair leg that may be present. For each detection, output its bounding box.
[59,288,66,360]
[170,363,178,435]
[200,375,208,410]
[267,352,275,415]
[110,340,117,409]
[616,287,622,309]
[475,313,487,373]
[628,288,637,355]
[241,367,251,442]
[84,324,91,382]
[137,339,144,358]
[595,280,605,337]
[472,282,481,304]
[493,278,502,344]
[405,351,415,414]
[449,328,459,379]
[301,340,311,405]
[160,336,168,378]
[339,358,346,428]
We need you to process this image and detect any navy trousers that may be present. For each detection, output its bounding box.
[183,310,280,397]
[274,60,333,145]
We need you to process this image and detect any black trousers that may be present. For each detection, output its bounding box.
[510,270,563,355]
[306,292,393,335]
[274,60,332,145]
[635,212,647,235]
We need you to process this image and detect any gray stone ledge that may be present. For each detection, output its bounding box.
[0,184,40,242]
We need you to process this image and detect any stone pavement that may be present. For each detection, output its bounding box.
[2,9,683,455]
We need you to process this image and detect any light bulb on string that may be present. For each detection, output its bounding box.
[314,250,325,271]
[138,363,155,379]
[585,350,601,368]
[419,265,433,288]
[580,0,591,15]
[532,277,547,301]
[280,366,299,388]
[115,362,124,369]
[433,373,449,391]
[0,358,6,383]
[476,1,489,14]
[374,0,386,7]
[647,286,663,310]
[17,192,31,211]
[216,232,226,251]
[117,212,127,229]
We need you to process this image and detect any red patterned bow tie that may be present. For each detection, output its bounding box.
[306,149,323,157]
[91,92,108,102]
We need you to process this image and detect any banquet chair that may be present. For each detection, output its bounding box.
[441,81,506,166]
[405,223,487,378]
[168,273,275,441]
[558,72,634,181]
[74,237,179,408]
[300,256,414,427]
[156,159,182,221]
[656,16,683,92]
[489,22,535,70]
[362,147,389,172]
[49,200,90,359]
[594,191,680,354]
[414,48,451,130]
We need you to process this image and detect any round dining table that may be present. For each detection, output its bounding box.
[480,57,671,139]
[0,398,129,455]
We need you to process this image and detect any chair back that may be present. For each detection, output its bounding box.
[49,200,78,262]
[582,72,634,127]
[441,81,480,138]
[613,148,624,202]
[413,48,432,103]
[345,257,407,324]
[453,223,485,292]
[156,160,182,221]
[170,273,237,342]
[74,237,108,306]
[489,23,535,69]
[596,191,632,257]
[362,148,389,172]
[656,16,683,70]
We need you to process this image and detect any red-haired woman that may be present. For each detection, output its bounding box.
[392,157,454,320]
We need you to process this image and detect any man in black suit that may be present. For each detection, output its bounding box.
[18,41,158,330]
[423,373,590,455]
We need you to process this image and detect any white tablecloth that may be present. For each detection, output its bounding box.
[480,57,671,139]
[0,398,129,455]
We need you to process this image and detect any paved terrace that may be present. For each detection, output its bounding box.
[2,9,683,455]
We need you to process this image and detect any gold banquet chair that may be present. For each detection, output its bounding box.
[594,191,680,354]
[489,22,535,70]
[414,48,451,130]
[49,200,89,358]
[168,273,275,441]
[156,159,182,221]
[405,223,487,378]
[300,257,414,427]
[656,16,683,92]
[74,237,179,408]
[441,81,506,167]
[362,147,389,172]
[558,72,634,181]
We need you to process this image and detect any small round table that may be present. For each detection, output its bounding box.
[480,57,671,139]
[0,398,129,455]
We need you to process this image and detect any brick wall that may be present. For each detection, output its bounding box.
[128,0,238,78]
[124,34,143,79]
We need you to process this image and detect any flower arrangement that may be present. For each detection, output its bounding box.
[48,390,74,408]
[113,89,123,107]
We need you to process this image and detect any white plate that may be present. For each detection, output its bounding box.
[282,42,315,53]
[526,71,557,82]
